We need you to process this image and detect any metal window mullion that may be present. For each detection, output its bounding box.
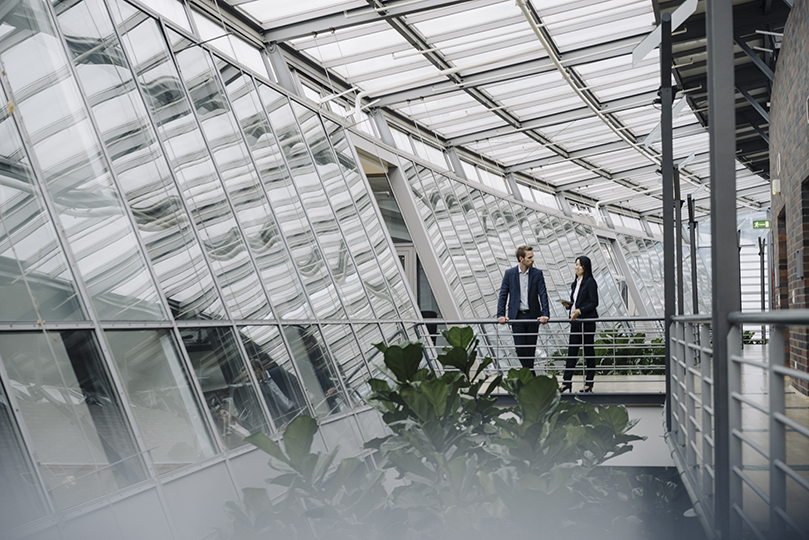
[291,110,379,321]
[211,68,318,321]
[230,322,279,433]
[0,61,147,512]
[326,128,413,320]
[254,96,353,322]
[162,23,277,321]
[0,352,56,516]
[274,324,318,418]
[313,323,358,411]
[168,325,230,454]
[47,0,173,326]
[103,0,234,323]
[768,325,787,540]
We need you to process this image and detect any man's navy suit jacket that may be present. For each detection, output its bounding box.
[497,266,550,320]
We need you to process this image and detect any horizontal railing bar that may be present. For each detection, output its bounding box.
[422,317,665,325]
[688,439,703,461]
[732,465,770,505]
[728,309,809,325]
[731,392,770,415]
[730,428,769,460]
[772,364,809,383]
[774,507,809,540]
[671,315,712,323]
[774,412,809,440]
[775,460,809,494]
[728,355,768,369]
[732,503,767,540]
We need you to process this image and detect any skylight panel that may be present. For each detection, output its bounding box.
[451,42,544,72]
[240,0,361,25]
[298,30,407,64]
[552,13,652,52]
[439,116,513,139]
[395,93,483,119]
[412,3,521,38]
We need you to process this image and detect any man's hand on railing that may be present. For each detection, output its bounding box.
[497,316,508,325]
[539,316,549,324]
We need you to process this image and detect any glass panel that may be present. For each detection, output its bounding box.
[325,124,415,318]
[256,84,345,319]
[105,329,215,473]
[0,0,164,321]
[172,40,287,321]
[112,11,264,320]
[180,326,268,449]
[0,330,146,510]
[0,88,84,322]
[57,0,225,320]
[320,324,370,402]
[290,102,371,318]
[0,379,47,528]
[282,325,348,418]
[239,325,309,429]
[217,62,312,319]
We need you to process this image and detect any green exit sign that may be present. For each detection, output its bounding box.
[753,220,770,229]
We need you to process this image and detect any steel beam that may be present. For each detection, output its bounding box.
[660,13,675,433]
[707,0,741,535]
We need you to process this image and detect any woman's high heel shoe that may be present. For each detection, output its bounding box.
[582,383,594,393]
[560,383,573,393]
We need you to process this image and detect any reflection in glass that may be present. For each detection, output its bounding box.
[320,324,371,402]
[114,13,265,320]
[180,327,268,449]
[239,325,308,429]
[282,325,347,418]
[256,84,345,319]
[171,41,278,320]
[324,120,408,318]
[56,0,225,320]
[289,102,370,318]
[217,62,311,319]
[0,380,47,529]
[0,90,85,322]
[0,330,145,510]
[105,330,215,473]
[0,0,164,321]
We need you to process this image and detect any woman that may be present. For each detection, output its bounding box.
[560,256,599,393]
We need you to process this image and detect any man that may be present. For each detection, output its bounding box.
[497,246,550,374]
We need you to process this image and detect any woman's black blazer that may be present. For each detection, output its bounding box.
[569,276,599,319]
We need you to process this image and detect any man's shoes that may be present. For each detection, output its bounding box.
[560,383,573,393]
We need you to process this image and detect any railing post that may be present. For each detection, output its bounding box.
[685,322,697,468]
[661,12,675,434]
[768,325,786,540]
[700,323,714,506]
[706,0,739,529]
[727,324,743,539]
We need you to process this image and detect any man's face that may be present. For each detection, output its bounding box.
[521,251,534,268]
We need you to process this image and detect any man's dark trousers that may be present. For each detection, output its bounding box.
[513,310,538,372]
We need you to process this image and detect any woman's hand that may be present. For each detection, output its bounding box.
[570,309,581,321]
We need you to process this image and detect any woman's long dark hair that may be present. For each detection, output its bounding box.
[572,255,594,286]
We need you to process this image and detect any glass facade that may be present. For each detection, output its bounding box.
[0,0,676,533]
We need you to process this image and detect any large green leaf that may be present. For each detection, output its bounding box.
[384,343,424,382]
[387,449,436,481]
[244,431,289,465]
[419,377,450,417]
[516,376,559,423]
[400,387,434,422]
[282,415,318,467]
[444,326,474,349]
[439,346,469,373]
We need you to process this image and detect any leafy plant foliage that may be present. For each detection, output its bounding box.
[219,326,688,540]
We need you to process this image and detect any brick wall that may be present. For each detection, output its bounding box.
[770,0,809,395]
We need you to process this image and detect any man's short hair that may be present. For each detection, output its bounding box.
[515,245,533,262]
